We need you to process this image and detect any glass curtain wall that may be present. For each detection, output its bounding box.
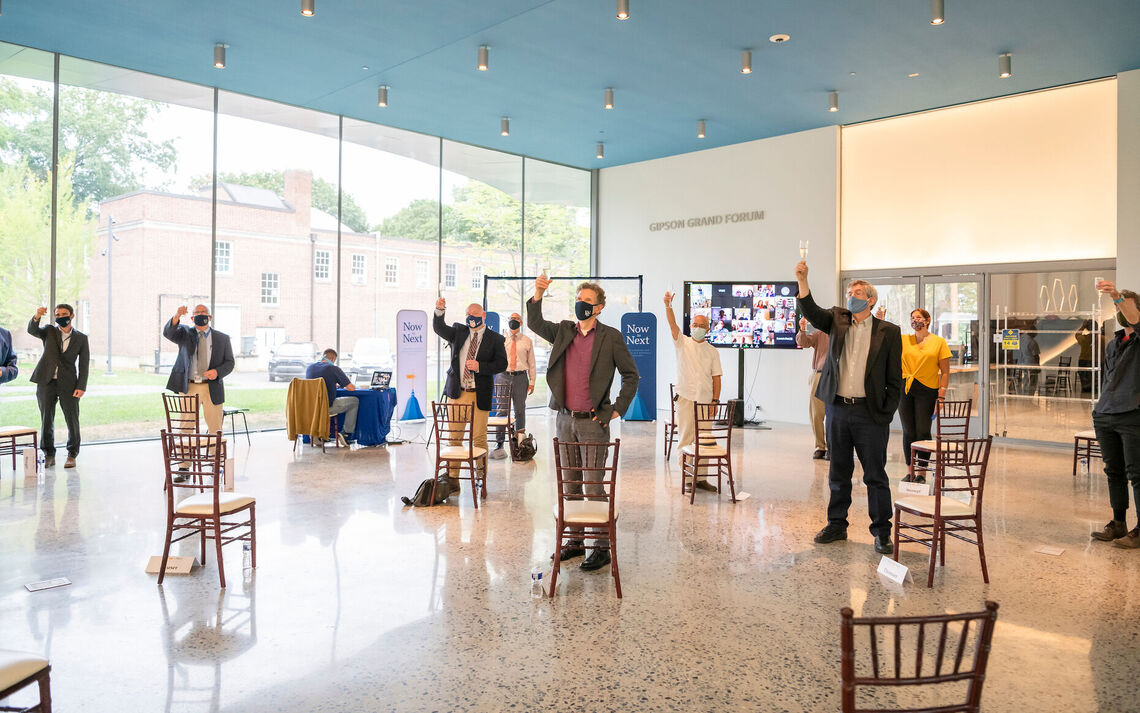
[0,40,593,442]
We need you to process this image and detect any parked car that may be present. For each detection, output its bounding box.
[267,341,317,382]
[347,337,395,382]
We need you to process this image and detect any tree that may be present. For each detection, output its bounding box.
[378,199,465,242]
[0,79,177,208]
[0,161,91,327]
[200,170,371,234]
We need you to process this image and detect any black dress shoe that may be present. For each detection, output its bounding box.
[579,550,611,571]
[44,455,55,468]
[875,535,894,555]
[551,544,586,561]
[822,451,830,461]
[901,474,914,483]
[814,524,848,544]
[812,449,826,460]
[913,475,926,484]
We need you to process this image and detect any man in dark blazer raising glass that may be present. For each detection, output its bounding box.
[28,303,90,468]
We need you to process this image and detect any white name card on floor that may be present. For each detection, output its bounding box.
[877,556,911,586]
[23,448,37,478]
[146,556,197,575]
[897,481,928,496]
[1034,545,1065,556]
[25,577,71,592]
[224,458,235,492]
[734,492,752,501]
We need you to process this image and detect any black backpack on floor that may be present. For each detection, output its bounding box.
[512,433,537,462]
[401,477,451,507]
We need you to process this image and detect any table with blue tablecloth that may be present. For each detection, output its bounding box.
[336,387,397,446]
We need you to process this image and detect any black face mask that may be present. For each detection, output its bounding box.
[55,316,71,328]
[193,314,210,327]
[575,301,595,321]
[508,319,521,330]
[466,315,484,329]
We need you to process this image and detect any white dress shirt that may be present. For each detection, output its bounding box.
[54,329,72,380]
[505,331,537,385]
[837,316,872,398]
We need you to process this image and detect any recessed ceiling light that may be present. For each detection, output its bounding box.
[908,72,920,78]
[849,72,857,77]
[361,66,369,71]
[769,34,790,44]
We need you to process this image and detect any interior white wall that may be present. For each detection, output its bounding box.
[1118,69,1140,283]
[841,80,1117,271]
[597,127,839,425]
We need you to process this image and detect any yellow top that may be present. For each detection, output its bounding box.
[901,333,952,393]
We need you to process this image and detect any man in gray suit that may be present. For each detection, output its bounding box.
[28,303,90,468]
[527,276,638,572]
[163,304,235,438]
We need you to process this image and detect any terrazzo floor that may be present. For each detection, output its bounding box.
[1,414,1137,712]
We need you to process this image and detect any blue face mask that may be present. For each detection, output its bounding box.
[690,326,708,341]
[575,301,595,321]
[847,296,870,314]
[466,315,483,329]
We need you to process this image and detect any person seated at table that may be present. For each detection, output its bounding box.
[305,348,358,444]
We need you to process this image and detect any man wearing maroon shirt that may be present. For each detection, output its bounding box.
[527,275,639,572]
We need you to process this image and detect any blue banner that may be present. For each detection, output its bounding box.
[485,311,501,335]
[620,312,657,421]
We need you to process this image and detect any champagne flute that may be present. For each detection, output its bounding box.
[799,240,809,259]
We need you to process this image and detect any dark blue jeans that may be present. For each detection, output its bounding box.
[825,399,893,539]
[1092,409,1140,520]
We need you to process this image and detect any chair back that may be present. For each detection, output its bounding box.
[433,401,474,457]
[552,438,620,520]
[693,401,735,458]
[160,429,224,500]
[934,398,971,441]
[840,601,999,713]
[1058,355,1072,368]
[491,379,514,418]
[163,392,200,433]
[668,383,677,425]
[935,436,993,515]
[285,378,330,440]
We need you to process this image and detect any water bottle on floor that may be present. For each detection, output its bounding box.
[242,543,251,570]
[531,566,543,599]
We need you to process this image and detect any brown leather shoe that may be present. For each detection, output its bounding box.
[1092,520,1128,541]
[1112,527,1140,549]
[64,456,76,468]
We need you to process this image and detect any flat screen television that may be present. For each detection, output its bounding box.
[683,281,802,349]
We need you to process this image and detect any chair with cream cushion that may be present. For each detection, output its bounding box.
[910,398,972,477]
[431,401,487,507]
[679,400,737,503]
[894,436,993,588]
[486,379,515,446]
[159,430,255,589]
[0,426,37,477]
[0,650,51,712]
[549,437,622,597]
[1072,429,1101,477]
[663,383,679,460]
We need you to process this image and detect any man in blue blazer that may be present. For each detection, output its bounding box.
[163,304,235,437]
[28,304,90,468]
[0,325,17,385]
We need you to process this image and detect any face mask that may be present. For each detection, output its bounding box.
[1118,311,1131,328]
[691,326,708,341]
[508,319,521,330]
[575,301,595,321]
[847,296,869,314]
[466,315,483,329]
[911,319,926,331]
[193,314,210,327]
[55,316,71,328]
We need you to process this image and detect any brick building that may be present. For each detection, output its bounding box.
[82,170,540,370]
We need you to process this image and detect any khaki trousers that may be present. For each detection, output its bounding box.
[676,395,709,482]
[448,390,488,478]
[809,371,827,451]
[187,382,224,434]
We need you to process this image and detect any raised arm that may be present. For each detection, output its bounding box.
[163,306,191,346]
[27,307,48,341]
[664,292,681,340]
[432,297,458,342]
[795,260,835,334]
[526,276,560,345]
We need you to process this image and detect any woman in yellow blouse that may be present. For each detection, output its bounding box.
[900,308,952,483]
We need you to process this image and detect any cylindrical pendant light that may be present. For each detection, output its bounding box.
[616,0,629,20]
[214,43,227,69]
[930,0,944,25]
[301,0,315,17]
[377,85,389,108]
[828,91,839,113]
[740,50,752,74]
[697,120,706,139]
[604,87,614,109]
[500,117,510,136]
[596,143,605,159]
[998,52,1012,78]
[478,45,489,71]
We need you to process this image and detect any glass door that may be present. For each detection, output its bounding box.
[921,276,986,436]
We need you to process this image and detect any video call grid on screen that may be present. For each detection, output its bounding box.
[683,281,803,349]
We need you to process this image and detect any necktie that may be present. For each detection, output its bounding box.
[463,332,478,386]
[197,332,208,377]
[508,334,517,372]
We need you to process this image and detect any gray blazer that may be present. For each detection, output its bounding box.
[526,297,639,422]
[27,319,90,392]
[163,320,235,405]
